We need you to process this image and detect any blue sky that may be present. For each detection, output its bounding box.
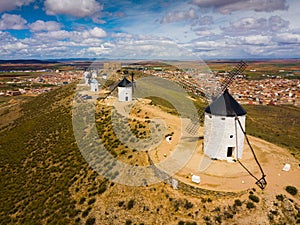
[0,0,299,60]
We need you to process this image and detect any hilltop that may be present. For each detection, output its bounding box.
[0,83,299,224]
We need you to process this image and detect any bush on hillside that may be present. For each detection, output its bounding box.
[249,194,260,203]
[286,186,298,196]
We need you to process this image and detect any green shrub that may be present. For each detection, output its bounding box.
[85,217,96,225]
[127,199,135,210]
[224,211,233,219]
[249,194,260,203]
[215,215,222,223]
[98,183,107,194]
[184,200,194,209]
[117,201,124,207]
[246,202,255,209]
[286,186,298,196]
[88,198,96,205]
[270,210,278,215]
[186,222,197,225]
[82,207,92,218]
[276,194,284,201]
[79,197,86,204]
[234,199,242,207]
[203,216,210,221]
[120,150,127,155]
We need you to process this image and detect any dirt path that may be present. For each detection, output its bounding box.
[101,96,300,198]
[140,98,300,195]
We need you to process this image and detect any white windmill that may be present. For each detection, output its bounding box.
[117,76,132,102]
[187,61,267,189]
[84,71,91,85]
[202,61,248,160]
[203,89,246,160]
[90,78,99,92]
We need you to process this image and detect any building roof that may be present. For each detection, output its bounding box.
[84,71,91,78]
[118,77,132,87]
[90,78,98,84]
[205,89,247,116]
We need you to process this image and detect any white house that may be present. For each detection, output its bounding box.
[203,89,247,160]
[90,78,99,92]
[117,77,132,102]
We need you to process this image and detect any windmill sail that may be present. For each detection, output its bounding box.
[186,61,248,135]
[217,61,248,98]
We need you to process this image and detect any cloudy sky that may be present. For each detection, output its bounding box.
[0,0,299,60]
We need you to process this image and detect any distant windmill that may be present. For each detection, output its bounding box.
[117,76,132,102]
[90,78,99,92]
[84,71,91,85]
[187,61,267,189]
[103,70,136,102]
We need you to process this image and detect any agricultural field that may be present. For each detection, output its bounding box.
[207,59,300,79]
[244,105,300,159]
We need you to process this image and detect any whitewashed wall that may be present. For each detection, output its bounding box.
[203,113,245,160]
[118,86,132,102]
[90,82,98,92]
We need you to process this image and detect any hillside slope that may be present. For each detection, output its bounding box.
[244,105,300,159]
[0,84,299,225]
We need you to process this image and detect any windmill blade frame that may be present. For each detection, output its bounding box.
[185,60,248,135]
[218,61,248,97]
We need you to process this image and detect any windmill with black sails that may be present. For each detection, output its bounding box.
[186,61,267,189]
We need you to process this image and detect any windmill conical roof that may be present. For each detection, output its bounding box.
[118,77,132,87]
[90,78,98,83]
[205,89,246,116]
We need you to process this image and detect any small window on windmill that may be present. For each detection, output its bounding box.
[221,118,226,120]
[230,135,234,138]
[209,115,212,118]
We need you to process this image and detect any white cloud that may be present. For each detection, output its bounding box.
[110,32,133,39]
[161,8,198,23]
[275,32,300,44]
[190,0,288,14]
[0,31,17,42]
[238,35,272,45]
[34,30,72,40]
[87,45,111,55]
[0,14,27,30]
[85,27,106,38]
[29,20,62,32]
[225,17,267,31]
[194,30,215,36]
[221,16,289,35]
[2,42,28,51]
[268,15,290,32]
[44,0,103,17]
[33,27,106,42]
[0,0,34,13]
